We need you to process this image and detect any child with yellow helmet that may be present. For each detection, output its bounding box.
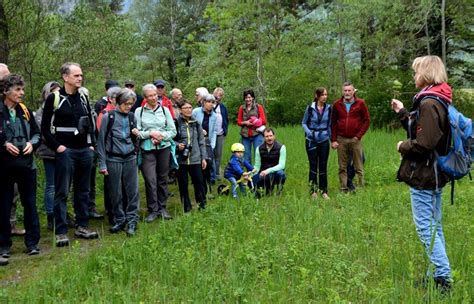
[223,143,254,198]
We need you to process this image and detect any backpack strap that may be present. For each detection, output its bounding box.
[104,112,115,153]
[19,103,30,121]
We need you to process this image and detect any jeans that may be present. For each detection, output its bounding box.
[54,147,94,235]
[177,164,206,212]
[0,166,40,249]
[410,188,451,279]
[253,170,286,194]
[305,140,329,194]
[227,177,246,198]
[43,159,55,215]
[241,134,264,163]
[106,159,139,226]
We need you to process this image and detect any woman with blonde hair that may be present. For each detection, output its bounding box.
[391,55,453,293]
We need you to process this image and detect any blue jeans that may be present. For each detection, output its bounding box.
[227,177,246,198]
[241,134,264,163]
[410,188,451,279]
[253,170,286,194]
[54,147,94,235]
[43,159,55,215]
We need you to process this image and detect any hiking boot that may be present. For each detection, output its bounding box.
[0,257,8,266]
[145,212,159,223]
[89,209,104,220]
[25,246,40,256]
[56,234,70,247]
[0,247,11,258]
[74,226,99,239]
[434,277,453,294]
[126,223,137,237]
[11,225,25,236]
[109,223,126,234]
[47,214,54,231]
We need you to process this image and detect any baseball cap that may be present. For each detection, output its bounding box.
[153,79,166,87]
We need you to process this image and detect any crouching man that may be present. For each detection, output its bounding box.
[0,74,41,261]
[253,128,286,196]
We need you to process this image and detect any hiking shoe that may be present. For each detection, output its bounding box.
[11,225,26,236]
[109,223,126,234]
[26,246,40,256]
[89,209,104,220]
[159,209,173,220]
[321,193,330,200]
[0,247,11,258]
[0,257,8,266]
[126,223,137,237]
[145,212,159,223]
[56,234,70,247]
[434,277,453,294]
[74,226,99,239]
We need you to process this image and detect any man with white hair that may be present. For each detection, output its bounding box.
[170,88,182,119]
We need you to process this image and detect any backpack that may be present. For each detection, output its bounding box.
[104,111,139,156]
[422,96,474,203]
[50,90,93,134]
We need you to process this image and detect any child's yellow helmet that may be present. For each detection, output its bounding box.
[231,143,245,152]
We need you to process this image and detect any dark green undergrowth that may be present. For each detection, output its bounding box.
[0,126,472,303]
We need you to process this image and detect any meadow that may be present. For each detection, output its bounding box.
[0,126,472,303]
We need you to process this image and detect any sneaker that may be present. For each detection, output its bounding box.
[0,247,11,258]
[56,234,70,247]
[0,256,8,266]
[74,226,99,239]
[109,223,126,234]
[434,277,453,294]
[11,225,26,236]
[321,193,330,200]
[26,246,40,255]
[311,192,318,200]
[126,223,137,237]
[159,209,173,220]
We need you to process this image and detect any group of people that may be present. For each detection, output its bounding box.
[0,55,455,293]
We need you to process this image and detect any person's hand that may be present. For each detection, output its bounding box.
[331,141,339,149]
[259,170,268,178]
[5,142,20,156]
[22,142,33,155]
[132,128,140,136]
[202,129,207,136]
[99,169,109,176]
[397,141,403,152]
[353,137,359,141]
[202,159,207,170]
[151,138,161,145]
[56,145,66,153]
[391,99,404,113]
[178,143,185,151]
[150,130,162,139]
[89,146,95,151]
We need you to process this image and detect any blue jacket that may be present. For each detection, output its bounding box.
[192,107,217,149]
[224,154,254,179]
[302,102,331,143]
[215,103,229,136]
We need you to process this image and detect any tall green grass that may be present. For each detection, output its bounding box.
[0,126,472,303]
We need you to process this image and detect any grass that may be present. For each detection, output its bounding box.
[0,125,473,303]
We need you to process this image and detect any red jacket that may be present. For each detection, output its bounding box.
[237,104,267,137]
[140,95,175,119]
[330,96,370,141]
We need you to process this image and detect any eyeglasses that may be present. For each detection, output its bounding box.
[181,106,193,110]
[123,102,134,106]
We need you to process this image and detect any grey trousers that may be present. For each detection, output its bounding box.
[141,148,170,213]
[214,135,225,177]
[106,159,140,225]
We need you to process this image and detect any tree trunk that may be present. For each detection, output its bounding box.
[0,1,9,64]
[336,15,346,83]
[440,0,446,66]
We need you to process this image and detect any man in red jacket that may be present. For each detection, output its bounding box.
[330,82,370,192]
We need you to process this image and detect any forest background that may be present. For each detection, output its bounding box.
[0,0,472,126]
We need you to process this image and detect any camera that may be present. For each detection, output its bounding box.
[182,143,192,159]
[77,116,90,135]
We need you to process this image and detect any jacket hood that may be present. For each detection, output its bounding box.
[415,83,452,104]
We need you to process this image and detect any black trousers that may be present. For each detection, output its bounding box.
[305,139,329,193]
[0,165,40,249]
[177,164,206,212]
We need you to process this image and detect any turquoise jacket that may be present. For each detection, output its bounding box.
[135,105,176,151]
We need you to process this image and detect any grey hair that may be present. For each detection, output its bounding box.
[196,87,209,98]
[107,86,122,99]
[60,62,81,76]
[203,94,216,103]
[41,81,60,101]
[213,87,224,95]
[0,63,7,68]
[116,88,137,105]
[170,88,182,95]
[142,83,157,96]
